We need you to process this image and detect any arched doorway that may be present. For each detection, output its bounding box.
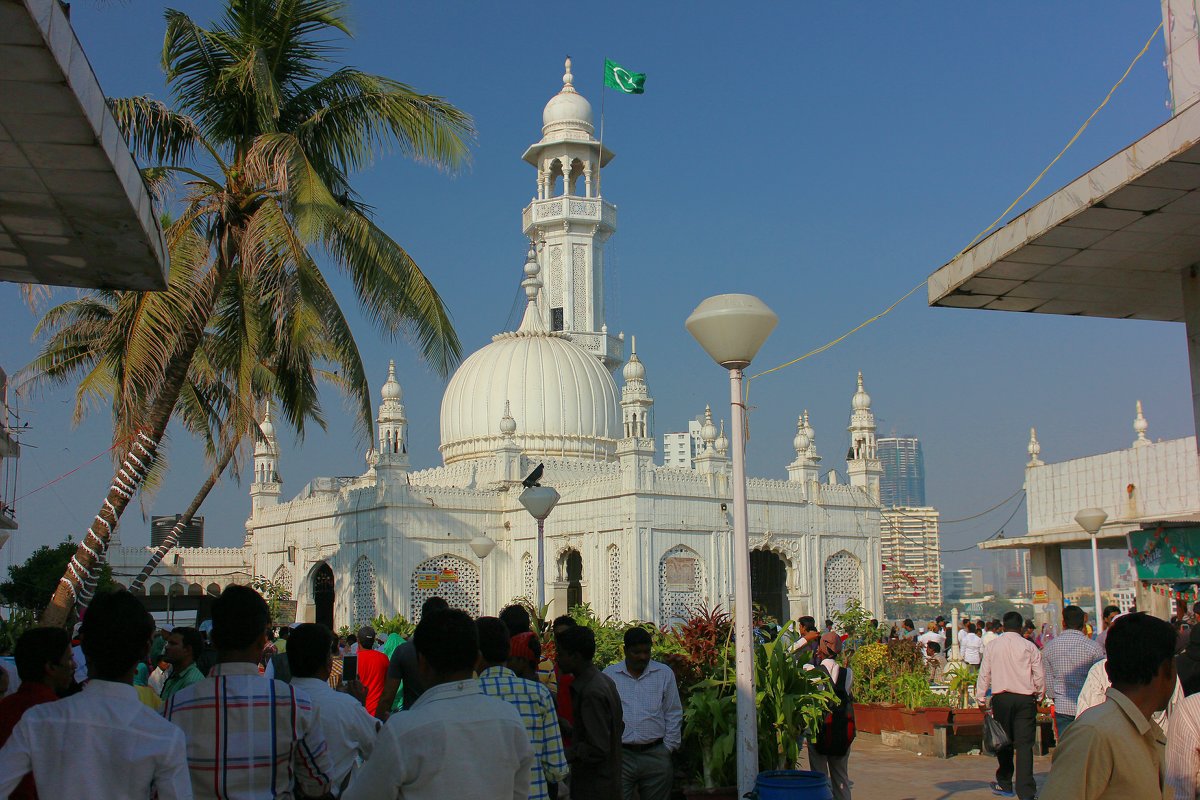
[751,550,788,624]
[312,563,334,630]
[563,550,583,611]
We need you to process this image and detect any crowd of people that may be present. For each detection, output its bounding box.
[0,588,685,800]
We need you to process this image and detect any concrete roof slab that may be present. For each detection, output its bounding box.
[0,0,165,290]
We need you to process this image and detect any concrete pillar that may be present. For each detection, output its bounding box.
[1029,544,1064,629]
[1182,266,1200,451]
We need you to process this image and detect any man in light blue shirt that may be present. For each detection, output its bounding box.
[602,627,682,800]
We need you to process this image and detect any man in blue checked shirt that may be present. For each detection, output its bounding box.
[603,627,682,800]
[477,617,568,800]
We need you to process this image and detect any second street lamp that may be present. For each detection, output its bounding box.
[1075,507,1108,633]
[686,293,778,798]
[519,485,560,611]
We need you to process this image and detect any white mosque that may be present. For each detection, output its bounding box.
[108,60,885,629]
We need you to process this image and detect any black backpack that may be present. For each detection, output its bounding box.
[813,663,856,757]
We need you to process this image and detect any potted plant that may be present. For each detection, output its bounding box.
[895,672,931,734]
[848,642,889,734]
[755,622,836,770]
[681,678,738,799]
[946,663,984,733]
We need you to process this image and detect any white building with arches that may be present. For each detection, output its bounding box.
[108,60,884,629]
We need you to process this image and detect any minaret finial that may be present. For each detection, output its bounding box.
[1027,427,1043,466]
[1134,400,1150,447]
[517,241,546,333]
[563,57,576,92]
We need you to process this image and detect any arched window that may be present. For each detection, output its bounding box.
[659,545,706,624]
[148,583,165,596]
[206,583,222,596]
[272,564,293,598]
[411,555,480,619]
[353,557,377,626]
[824,550,864,617]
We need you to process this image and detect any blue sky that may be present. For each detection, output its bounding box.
[0,2,1189,580]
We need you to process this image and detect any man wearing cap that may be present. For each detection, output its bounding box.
[603,627,682,800]
[356,626,389,716]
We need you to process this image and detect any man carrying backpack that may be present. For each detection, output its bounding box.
[807,632,855,800]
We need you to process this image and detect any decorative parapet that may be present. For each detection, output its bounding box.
[522,197,616,233]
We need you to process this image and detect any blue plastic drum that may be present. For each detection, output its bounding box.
[753,770,834,800]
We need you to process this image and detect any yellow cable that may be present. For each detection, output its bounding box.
[746,20,1163,390]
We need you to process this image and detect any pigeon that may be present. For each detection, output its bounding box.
[522,463,544,488]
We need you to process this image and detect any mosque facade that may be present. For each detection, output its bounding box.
[108,61,885,629]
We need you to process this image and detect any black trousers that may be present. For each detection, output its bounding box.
[991,692,1037,800]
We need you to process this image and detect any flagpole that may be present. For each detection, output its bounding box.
[597,60,606,199]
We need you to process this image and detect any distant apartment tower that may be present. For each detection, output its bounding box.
[663,416,704,469]
[878,437,926,508]
[151,515,205,549]
[881,507,942,605]
[943,568,984,599]
[0,367,17,539]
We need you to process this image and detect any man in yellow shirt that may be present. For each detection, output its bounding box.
[1041,613,1177,800]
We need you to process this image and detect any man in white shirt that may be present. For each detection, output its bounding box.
[603,627,683,800]
[0,591,192,799]
[960,623,983,668]
[344,608,533,800]
[288,623,381,797]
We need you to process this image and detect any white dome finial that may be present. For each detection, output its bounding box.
[500,400,517,437]
[715,420,729,456]
[1133,400,1150,447]
[260,399,275,438]
[793,414,810,456]
[1027,427,1043,466]
[852,371,871,411]
[517,241,547,333]
[700,405,717,450]
[563,57,575,92]
[622,334,646,383]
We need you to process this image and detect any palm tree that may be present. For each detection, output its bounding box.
[40,0,473,627]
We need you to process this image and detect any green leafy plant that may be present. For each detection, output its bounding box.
[945,663,978,709]
[895,672,930,710]
[682,678,737,789]
[832,599,884,650]
[250,575,291,624]
[755,621,836,770]
[848,642,891,703]
[371,613,415,639]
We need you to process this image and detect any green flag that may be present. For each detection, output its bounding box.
[604,59,646,94]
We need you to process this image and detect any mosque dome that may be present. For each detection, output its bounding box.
[852,371,871,411]
[381,360,403,402]
[439,246,619,464]
[542,58,594,136]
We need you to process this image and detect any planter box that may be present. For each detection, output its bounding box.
[853,703,881,735]
[683,788,739,800]
[921,707,953,729]
[900,708,925,734]
[952,707,985,735]
[900,707,952,736]
[879,704,904,732]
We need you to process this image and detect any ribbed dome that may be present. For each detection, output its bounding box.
[542,58,594,135]
[439,329,620,464]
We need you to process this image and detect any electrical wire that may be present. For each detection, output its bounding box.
[886,494,1026,554]
[887,487,1025,525]
[745,21,1163,388]
[14,437,128,503]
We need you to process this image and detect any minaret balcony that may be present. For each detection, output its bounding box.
[566,330,624,371]
[522,197,616,235]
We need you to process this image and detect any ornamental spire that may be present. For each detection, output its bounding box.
[517,240,546,333]
[1133,400,1150,448]
[1027,427,1043,466]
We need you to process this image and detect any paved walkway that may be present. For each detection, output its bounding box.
[837,737,1051,800]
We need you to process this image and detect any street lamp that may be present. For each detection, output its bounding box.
[1075,507,1108,637]
[519,485,560,611]
[469,533,497,559]
[686,293,777,797]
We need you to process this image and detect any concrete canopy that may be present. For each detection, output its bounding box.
[927,100,1200,322]
[1,0,166,290]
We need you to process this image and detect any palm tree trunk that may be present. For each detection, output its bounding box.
[40,251,233,629]
[126,439,238,595]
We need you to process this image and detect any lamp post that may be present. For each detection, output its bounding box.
[686,293,778,797]
[519,486,560,611]
[1075,508,1108,637]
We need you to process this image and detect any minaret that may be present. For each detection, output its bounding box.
[250,401,281,514]
[375,360,410,474]
[788,412,820,485]
[1133,400,1151,448]
[494,401,523,484]
[620,337,654,441]
[846,372,881,499]
[522,57,622,370]
[694,405,726,476]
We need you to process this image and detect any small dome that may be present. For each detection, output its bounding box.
[381,360,403,402]
[700,406,717,446]
[500,401,517,436]
[259,402,275,439]
[715,421,729,456]
[852,371,871,411]
[622,337,645,383]
[793,415,809,455]
[542,58,594,135]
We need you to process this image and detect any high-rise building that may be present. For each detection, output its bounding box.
[943,568,984,599]
[881,508,942,605]
[878,437,926,508]
[151,515,205,549]
[662,415,704,469]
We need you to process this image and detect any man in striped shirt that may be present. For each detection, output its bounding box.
[165,585,333,800]
[476,617,568,800]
